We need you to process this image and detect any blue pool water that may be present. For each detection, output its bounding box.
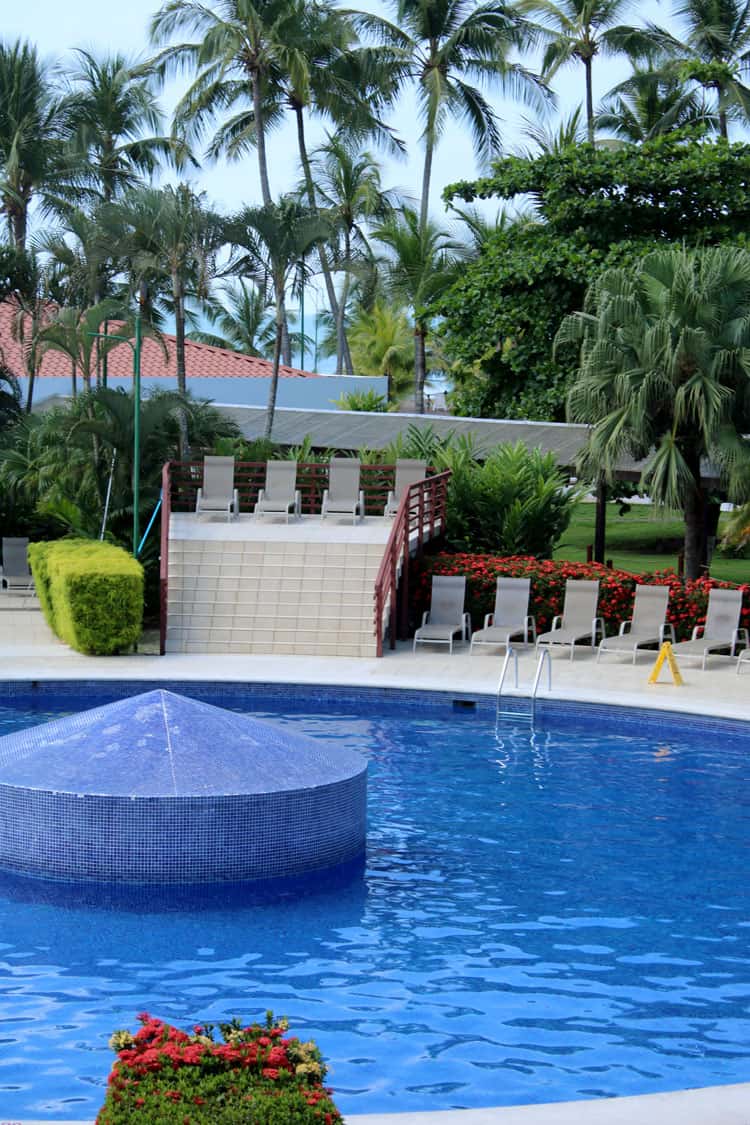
[0,684,749,1119]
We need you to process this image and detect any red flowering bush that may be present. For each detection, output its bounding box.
[97,1011,342,1124]
[415,553,750,641]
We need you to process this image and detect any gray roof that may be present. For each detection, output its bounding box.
[215,404,654,479]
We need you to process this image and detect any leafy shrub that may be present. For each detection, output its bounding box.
[333,389,388,412]
[28,539,143,655]
[445,443,577,557]
[415,553,750,640]
[97,1012,342,1125]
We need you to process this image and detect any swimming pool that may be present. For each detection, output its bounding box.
[1,681,749,1120]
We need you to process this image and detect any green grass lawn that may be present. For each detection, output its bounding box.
[554,502,750,584]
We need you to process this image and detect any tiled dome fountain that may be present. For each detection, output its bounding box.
[0,690,367,884]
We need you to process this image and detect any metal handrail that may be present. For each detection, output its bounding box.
[531,648,552,723]
[497,646,519,696]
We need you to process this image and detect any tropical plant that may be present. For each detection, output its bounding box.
[559,245,750,580]
[334,388,388,411]
[310,135,397,373]
[0,39,71,248]
[352,0,547,230]
[192,278,274,357]
[374,207,462,413]
[36,299,126,395]
[516,0,654,141]
[645,0,750,139]
[596,65,713,141]
[348,298,414,402]
[62,49,193,203]
[226,197,329,437]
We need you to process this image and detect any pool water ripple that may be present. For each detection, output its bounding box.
[0,691,749,1118]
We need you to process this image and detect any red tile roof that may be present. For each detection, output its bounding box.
[0,300,318,381]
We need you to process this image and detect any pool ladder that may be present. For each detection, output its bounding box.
[496,646,552,724]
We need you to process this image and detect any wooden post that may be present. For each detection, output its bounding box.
[594,476,607,563]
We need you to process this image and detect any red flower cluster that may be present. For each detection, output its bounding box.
[97,1012,342,1124]
[416,553,750,641]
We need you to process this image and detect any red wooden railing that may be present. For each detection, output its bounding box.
[373,470,451,657]
[158,461,450,658]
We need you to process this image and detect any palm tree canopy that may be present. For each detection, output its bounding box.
[560,244,750,508]
[62,49,195,202]
[374,206,463,326]
[596,66,715,141]
[226,197,330,305]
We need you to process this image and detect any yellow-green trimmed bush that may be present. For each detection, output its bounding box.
[28,540,143,655]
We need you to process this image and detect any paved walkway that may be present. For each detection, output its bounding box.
[2,633,750,1124]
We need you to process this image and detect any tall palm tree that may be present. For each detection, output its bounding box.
[191,278,276,357]
[558,244,750,579]
[353,0,548,232]
[109,183,225,456]
[0,40,70,248]
[62,49,195,204]
[517,0,653,142]
[226,197,329,437]
[643,0,750,139]
[374,206,462,412]
[311,136,398,375]
[596,65,713,141]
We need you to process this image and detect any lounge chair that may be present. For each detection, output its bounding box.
[254,461,301,521]
[413,575,470,653]
[321,458,364,524]
[536,579,603,660]
[470,577,536,653]
[597,584,673,664]
[195,456,238,521]
[1,538,34,593]
[384,459,427,517]
[737,647,750,675]
[671,587,748,669]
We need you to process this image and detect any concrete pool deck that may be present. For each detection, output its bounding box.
[2,633,750,1124]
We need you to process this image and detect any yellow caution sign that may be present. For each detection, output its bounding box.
[648,642,685,686]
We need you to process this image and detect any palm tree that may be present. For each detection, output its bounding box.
[190,278,275,357]
[374,206,462,413]
[62,49,195,204]
[642,0,750,139]
[226,197,329,437]
[348,299,414,402]
[36,300,126,395]
[353,0,547,231]
[0,39,70,248]
[517,0,654,142]
[311,135,398,375]
[110,183,225,454]
[519,104,588,152]
[596,65,714,141]
[558,244,750,579]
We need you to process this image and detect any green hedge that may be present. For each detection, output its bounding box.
[28,539,143,655]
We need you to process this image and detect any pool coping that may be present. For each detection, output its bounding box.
[3,646,750,1124]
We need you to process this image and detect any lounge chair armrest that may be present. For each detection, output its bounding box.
[195,487,203,512]
[358,488,365,516]
[660,622,676,644]
[233,488,239,514]
[731,627,749,655]
[483,613,494,628]
[691,624,705,640]
[294,489,301,517]
[463,612,471,641]
[321,488,329,518]
[619,619,632,636]
[421,611,430,626]
[525,614,537,642]
[737,628,750,649]
[594,616,605,640]
[386,489,396,511]
[551,615,561,630]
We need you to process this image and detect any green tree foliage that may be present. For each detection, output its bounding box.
[559,245,750,580]
[442,136,750,420]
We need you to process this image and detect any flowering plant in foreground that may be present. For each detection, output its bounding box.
[415,554,750,642]
[97,1011,342,1124]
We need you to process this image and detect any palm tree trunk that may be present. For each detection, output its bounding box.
[719,102,729,140]
[294,105,353,376]
[71,356,77,398]
[584,57,595,143]
[420,136,434,234]
[11,206,27,251]
[336,229,352,375]
[265,309,283,440]
[414,323,427,413]
[252,70,272,208]
[173,277,190,460]
[683,467,707,581]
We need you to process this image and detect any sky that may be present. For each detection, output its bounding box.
[5,0,670,222]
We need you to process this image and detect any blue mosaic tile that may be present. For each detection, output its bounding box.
[0,689,367,885]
